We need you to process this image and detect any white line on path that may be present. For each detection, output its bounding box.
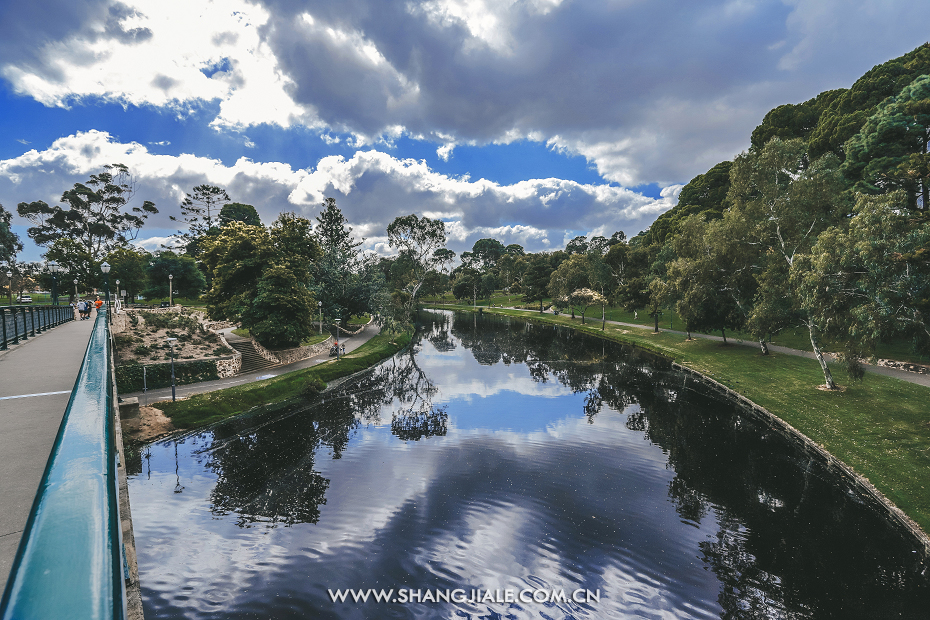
[0,390,71,400]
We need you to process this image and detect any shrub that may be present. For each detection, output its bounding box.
[115,359,219,392]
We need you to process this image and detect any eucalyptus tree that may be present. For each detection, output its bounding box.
[792,191,930,373]
[386,214,447,322]
[729,138,848,388]
[665,215,752,346]
[17,163,157,261]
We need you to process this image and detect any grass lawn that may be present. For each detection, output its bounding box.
[155,331,412,430]
[429,304,930,534]
[425,292,930,365]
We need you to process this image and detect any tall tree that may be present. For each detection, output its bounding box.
[470,238,506,270]
[17,163,157,261]
[219,202,261,227]
[432,247,456,303]
[548,254,590,319]
[792,191,930,367]
[1,203,22,266]
[386,214,447,322]
[170,185,230,256]
[314,198,363,323]
[842,75,930,211]
[729,138,848,388]
[144,251,207,301]
[521,254,552,312]
[105,246,150,304]
[202,223,272,323]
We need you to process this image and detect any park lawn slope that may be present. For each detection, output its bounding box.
[431,305,930,534]
[155,331,411,429]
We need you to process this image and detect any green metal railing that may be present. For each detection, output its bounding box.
[1,305,74,350]
[0,309,126,619]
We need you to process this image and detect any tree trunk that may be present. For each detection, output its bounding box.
[580,309,585,324]
[539,299,543,313]
[571,307,575,319]
[601,304,605,331]
[808,322,837,389]
[653,314,659,333]
[759,339,769,355]
[721,329,727,345]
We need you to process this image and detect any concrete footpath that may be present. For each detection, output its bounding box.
[125,324,382,404]
[0,313,94,588]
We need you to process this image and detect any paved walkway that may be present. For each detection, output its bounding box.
[0,313,94,588]
[500,307,930,388]
[124,324,381,404]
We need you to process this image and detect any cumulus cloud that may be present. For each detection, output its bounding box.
[0,131,674,258]
[3,0,929,187]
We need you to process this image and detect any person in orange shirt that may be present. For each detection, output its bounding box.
[94,296,103,310]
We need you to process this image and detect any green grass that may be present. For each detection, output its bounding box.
[155,330,412,430]
[425,291,930,365]
[300,332,330,346]
[429,304,930,534]
[231,329,340,346]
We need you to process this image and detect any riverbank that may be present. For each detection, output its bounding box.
[146,330,412,432]
[429,305,930,536]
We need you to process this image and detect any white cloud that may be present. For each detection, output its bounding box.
[4,0,930,187]
[1,131,674,259]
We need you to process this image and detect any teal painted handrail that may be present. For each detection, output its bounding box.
[0,309,126,619]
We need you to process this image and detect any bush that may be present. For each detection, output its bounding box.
[115,359,219,392]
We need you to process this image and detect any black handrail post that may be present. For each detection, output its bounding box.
[11,307,19,344]
[1,307,7,350]
[29,306,36,337]
[20,307,28,340]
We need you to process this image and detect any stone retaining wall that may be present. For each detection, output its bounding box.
[214,330,242,378]
[876,359,930,375]
[671,361,930,557]
[251,334,335,365]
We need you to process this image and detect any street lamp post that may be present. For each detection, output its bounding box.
[5,270,12,306]
[48,261,61,306]
[167,337,178,401]
[169,274,173,307]
[318,300,322,335]
[115,280,120,313]
[101,262,111,323]
[334,318,341,359]
[73,279,79,302]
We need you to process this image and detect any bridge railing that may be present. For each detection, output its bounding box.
[0,304,74,350]
[0,308,127,620]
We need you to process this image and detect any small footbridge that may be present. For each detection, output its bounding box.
[0,307,140,619]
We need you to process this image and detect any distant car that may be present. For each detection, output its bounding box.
[17,295,32,303]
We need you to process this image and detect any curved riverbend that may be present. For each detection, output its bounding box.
[128,310,930,618]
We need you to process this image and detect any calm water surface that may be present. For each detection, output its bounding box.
[128,311,930,619]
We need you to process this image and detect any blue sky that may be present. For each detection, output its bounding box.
[2,0,930,262]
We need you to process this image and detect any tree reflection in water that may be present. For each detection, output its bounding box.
[429,311,930,615]
[185,310,928,615]
[201,345,448,526]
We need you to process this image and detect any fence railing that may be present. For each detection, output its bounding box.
[0,304,74,350]
[0,308,127,619]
